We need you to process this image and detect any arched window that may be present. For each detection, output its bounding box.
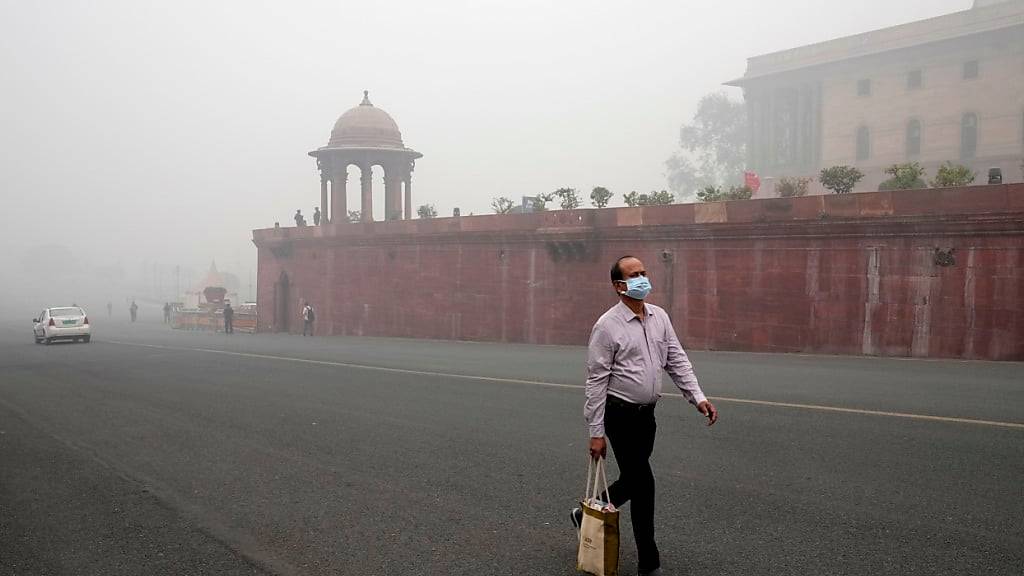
[961,113,978,160]
[906,120,921,157]
[856,126,871,161]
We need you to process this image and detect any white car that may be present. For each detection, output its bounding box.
[33,307,91,344]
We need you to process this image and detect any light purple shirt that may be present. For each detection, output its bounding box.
[584,301,707,437]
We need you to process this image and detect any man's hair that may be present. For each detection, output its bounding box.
[610,255,635,282]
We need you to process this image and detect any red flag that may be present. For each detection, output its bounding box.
[744,171,761,192]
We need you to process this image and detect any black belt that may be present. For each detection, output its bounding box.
[607,394,655,411]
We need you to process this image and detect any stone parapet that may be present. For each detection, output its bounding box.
[254,184,1024,243]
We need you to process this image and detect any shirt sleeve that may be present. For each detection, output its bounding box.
[662,315,707,407]
[584,321,615,437]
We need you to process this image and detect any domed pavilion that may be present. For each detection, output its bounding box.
[309,91,423,222]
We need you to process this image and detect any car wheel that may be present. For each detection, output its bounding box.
[44,337,52,345]
[83,336,91,343]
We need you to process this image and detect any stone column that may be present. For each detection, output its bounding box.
[765,89,776,172]
[403,177,412,220]
[796,86,806,170]
[384,172,401,220]
[743,89,756,172]
[320,176,329,224]
[360,165,373,222]
[331,168,347,224]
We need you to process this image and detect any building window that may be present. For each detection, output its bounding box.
[907,69,923,90]
[857,78,871,96]
[856,126,871,161]
[961,113,978,160]
[906,120,922,157]
[964,60,979,80]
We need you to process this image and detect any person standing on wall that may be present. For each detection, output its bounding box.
[574,255,718,576]
[223,301,234,334]
[313,206,322,226]
[302,302,315,336]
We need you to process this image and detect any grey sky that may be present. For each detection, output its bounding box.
[0,0,967,296]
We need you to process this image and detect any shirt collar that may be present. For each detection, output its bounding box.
[615,300,651,322]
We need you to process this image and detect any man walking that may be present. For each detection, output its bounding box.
[129,300,138,323]
[302,303,315,336]
[313,206,322,226]
[163,302,172,323]
[223,301,234,334]
[575,255,718,576]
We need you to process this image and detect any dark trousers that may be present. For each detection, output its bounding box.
[224,318,233,333]
[604,396,659,572]
[303,320,313,336]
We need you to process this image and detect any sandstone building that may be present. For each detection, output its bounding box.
[727,0,1024,191]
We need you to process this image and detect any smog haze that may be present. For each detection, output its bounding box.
[0,0,967,312]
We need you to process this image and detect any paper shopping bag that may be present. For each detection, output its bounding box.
[576,457,619,576]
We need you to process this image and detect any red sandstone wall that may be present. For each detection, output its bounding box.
[254,185,1024,360]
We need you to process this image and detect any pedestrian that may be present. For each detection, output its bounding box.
[574,255,718,576]
[302,303,315,336]
[313,206,321,226]
[223,301,234,334]
[107,301,112,317]
[295,209,306,227]
[129,300,138,323]
[163,302,172,323]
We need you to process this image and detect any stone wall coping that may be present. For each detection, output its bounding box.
[253,184,1024,245]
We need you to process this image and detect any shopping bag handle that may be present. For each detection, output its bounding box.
[584,455,612,505]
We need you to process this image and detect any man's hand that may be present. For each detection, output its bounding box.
[698,400,718,426]
[589,437,606,460]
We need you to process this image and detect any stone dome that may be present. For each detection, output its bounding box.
[327,91,405,149]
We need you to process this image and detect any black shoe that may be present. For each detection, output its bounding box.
[638,568,663,576]
[570,507,583,532]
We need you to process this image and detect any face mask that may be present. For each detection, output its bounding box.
[618,276,652,300]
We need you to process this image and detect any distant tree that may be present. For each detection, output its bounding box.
[529,192,554,212]
[491,196,515,214]
[930,162,976,188]
[879,162,927,191]
[623,190,675,207]
[819,165,864,194]
[347,210,362,222]
[417,204,438,219]
[553,187,581,210]
[590,186,613,208]
[665,92,747,199]
[776,177,811,198]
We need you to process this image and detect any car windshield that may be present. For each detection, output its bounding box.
[50,307,84,317]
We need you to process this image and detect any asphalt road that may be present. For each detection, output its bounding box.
[1,317,1022,575]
